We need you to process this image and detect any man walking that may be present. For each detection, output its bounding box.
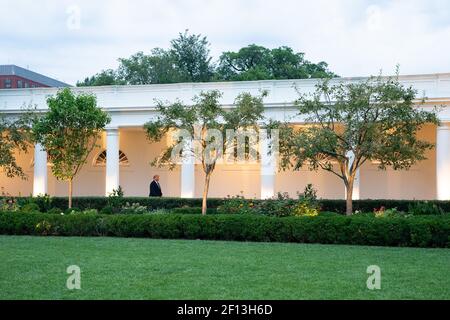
[149,175,163,197]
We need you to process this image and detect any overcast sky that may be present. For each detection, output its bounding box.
[1,0,449,85]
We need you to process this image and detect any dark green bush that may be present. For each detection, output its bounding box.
[20,203,41,213]
[65,208,81,215]
[2,197,450,215]
[171,207,218,215]
[45,197,226,211]
[0,211,449,248]
[408,201,444,216]
[100,206,114,215]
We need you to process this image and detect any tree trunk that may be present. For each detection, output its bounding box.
[201,173,211,216]
[68,179,73,209]
[345,178,354,216]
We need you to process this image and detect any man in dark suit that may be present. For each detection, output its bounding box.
[149,175,163,197]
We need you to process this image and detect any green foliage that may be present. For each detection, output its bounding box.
[277,72,440,214]
[373,206,405,218]
[408,201,444,216]
[100,206,114,215]
[35,220,52,236]
[33,88,111,182]
[47,208,64,215]
[77,32,336,86]
[217,45,336,81]
[120,202,148,215]
[107,186,124,213]
[170,30,214,82]
[117,49,185,85]
[220,185,321,217]
[28,194,53,212]
[292,201,319,217]
[76,69,125,87]
[1,212,449,248]
[78,31,214,86]
[65,208,81,215]
[20,203,41,213]
[4,196,450,216]
[32,88,111,207]
[0,197,20,212]
[251,192,293,217]
[145,89,266,214]
[82,209,99,215]
[146,209,171,215]
[171,207,218,215]
[110,186,124,197]
[0,111,34,178]
[217,194,256,215]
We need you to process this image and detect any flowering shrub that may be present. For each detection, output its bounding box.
[373,207,405,218]
[217,194,255,215]
[35,220,52,235]
[0,197,20,212]
[120,202,148,214]
[219,185,321,217]
[252,192,293,217]
[292,200,319,217]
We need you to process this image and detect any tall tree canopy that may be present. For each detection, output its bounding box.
[117,49,185,85]
[170,30,215,82]
[217,45,336,81]
[77,69,124,87]
[33,88,111,208]
[77,32,336,86]
[276,74,439,215]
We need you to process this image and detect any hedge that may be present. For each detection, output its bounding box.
[6,196,450,214]
[1,212,449,248]
[43,197,225,211]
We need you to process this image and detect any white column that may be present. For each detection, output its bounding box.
[436,123,450,200]
[345,151,360,200]
[105,128,120,196]
[33,143,48,196]
[260,129,277,199]
[180,139,195,198]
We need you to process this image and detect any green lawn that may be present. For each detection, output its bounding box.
[0,236,449,300]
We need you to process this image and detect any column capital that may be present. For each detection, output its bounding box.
[105,127,119,134]
[437,122,450,131]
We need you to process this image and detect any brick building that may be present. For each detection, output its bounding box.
[0,65,70,89]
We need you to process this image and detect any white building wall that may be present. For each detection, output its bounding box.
[0,74,449,200]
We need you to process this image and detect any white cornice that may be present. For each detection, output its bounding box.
[2,72,450,123]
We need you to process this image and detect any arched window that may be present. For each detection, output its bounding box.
[94,150,129,167]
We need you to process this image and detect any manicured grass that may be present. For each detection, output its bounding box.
[0,236,449,300]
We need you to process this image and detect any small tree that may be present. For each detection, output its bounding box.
[0,111,33,179]
[145,90,266,215]
[33,88,110,208]
[277,74,439,215]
